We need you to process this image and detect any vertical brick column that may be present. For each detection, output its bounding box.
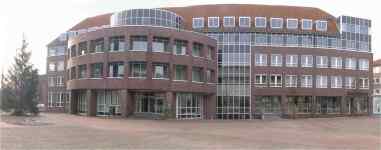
[205,94,216,119]
[120,89,131,117]
[166,91,175,118]
[311,96,317,117]
[86,89,96,116]
[341,96,347,115]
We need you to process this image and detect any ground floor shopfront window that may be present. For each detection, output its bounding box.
[255,96,281,114]
[287,96,313,114]
[96,90,121,116]
[316,96,341,114]
[135,93,164,114]
[77,91,87,114]
[346,96,369,114]
[176,93,204,119]
[374,96,381,114]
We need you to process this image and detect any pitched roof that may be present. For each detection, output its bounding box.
[69,13,112,31]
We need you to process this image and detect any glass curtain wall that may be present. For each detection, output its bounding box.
[209,32,251,119]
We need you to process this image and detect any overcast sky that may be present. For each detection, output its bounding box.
[0,0,379,75]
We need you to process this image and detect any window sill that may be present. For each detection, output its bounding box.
[128,77,146,79]
[192,81,205,84]
[173,80,188,82]
[152,78,169,80]
[106,77,124,79]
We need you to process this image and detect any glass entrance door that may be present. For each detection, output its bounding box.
[135,93,164,114]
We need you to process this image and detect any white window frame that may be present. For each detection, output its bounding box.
[270,74,282,87]
[286,55,298,67]
[57,61,65,71]
[56,76,64,86]
[345,58,357,70]
[208,16,219,28]
[359,78,369,89]
[271,54,282,67]
[359,59,369,71]
[239,16,251,27]
[315,20,328,31]
[255,53,267,66]
[330,57,342,69]
[345,76,356,89]
[192,17,204,29]
[301,55,313,68]
[301,19,313,30]
[287,18,298,29]
[285,75,298,88]
[48,63,56,72]
[316,56,328,68]
[331,76,342,88]
[223,16,235,27]
[316,75,328,88]
[255,74,268,87]
[270,18,283,29]
[301,75,313,88]
[255,17,266,28]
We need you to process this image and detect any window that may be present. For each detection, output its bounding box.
[287,18,298,29]
[285,75,297,87]
[345,76,356,89]
[271,54,282,67]
[316,20,327,31]
[270,74,282,87]
[255,74,267,87]
[192,67,203,82]
[301,19,313,30]
[70,45,76,57]
[286,55,298,67]
[316,75,328,88]
[271,34,284,46]
[255,53,267,66]
[48,63,56,72]
[176,93,203,119]
[48,77,55,87]
[129,62,146,78]
[207,46,214,60]
[192,42,203,57]
[359,59,369,71]
[108,62,124,77]
[78,65,87,78]
[152,63,169,79]
[109,36,125,52]
[208,17,219,28]
[173,40,187,55]
[301,55,313,67]
[316,56,328,68]
[78,42,87,55]
[174,65,187,81]
[57,61,64,71]
[345,58,357,70]
[239,16,250,27]
[330,76,342,88]
[56,76,64,86]
[70,67,76,79]
[48,48,56,57]
[255,17,266,28]
[359,78,369,89]
[130,36,147,51]
[223,16,235,27]
[152,37,170,53]
[286,34,298,46]
[270,18,283,29]
[301,35,313,47]
[301,75,313,88]
[255,33,268,45]
[90,63,103,78]
[192,17,204,28]
[206,69,214,83]
[90,38,104,53]
[331,57,342,69]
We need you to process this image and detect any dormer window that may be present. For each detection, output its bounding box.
[301,19,313,30]
[192,17,204,29]
[270,18,283,29]
[208,17,219,28]
[316,20,327,31]
[287,18,298,29]
[255,17,266,28]
[239,16,251,27]
[223,16,235,27]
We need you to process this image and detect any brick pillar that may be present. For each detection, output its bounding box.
[311,96,316,117]
[86,89,96,116]
[368,96,373,115]
[205,94,216,119]
[166,91,175,118]
[69,91,77,114]
[120,89,130,117]
[341,96,347,115]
